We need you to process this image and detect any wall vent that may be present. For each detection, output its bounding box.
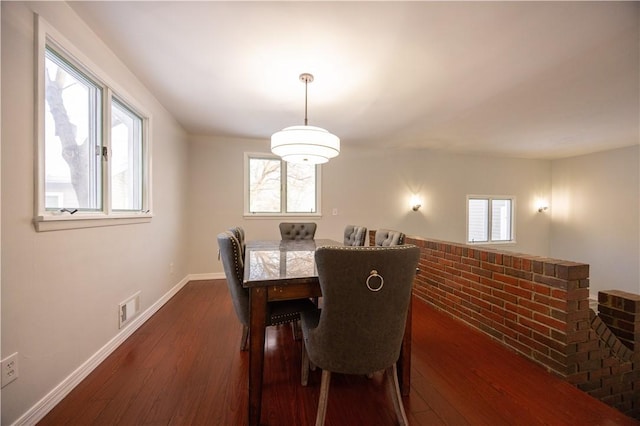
[119,292,141,329]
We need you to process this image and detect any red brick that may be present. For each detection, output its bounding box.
[533,331,567,352]
[556,262,590,280]
[520,299,551,315]
[503,335,533,357]
[532,283,552,296]
[480,277,504,290]
[533,312,566,332]
[544,262,556,276]
[505,318,532,337]
[504,284,532,299]
[493,272,519,287]
[532,260,544,274]
[460,271,481,283]
[482,262,505,274]
[520,316,552,336]
[551,288,568,299]
[534,274,569,289]
[480,293,505,307]
[471,267,493,279]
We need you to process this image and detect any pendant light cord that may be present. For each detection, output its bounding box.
[304,78,309,126]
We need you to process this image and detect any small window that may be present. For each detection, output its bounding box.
[111,99,143,211]
[35,16,151,231]
[245,154,320,216]
[467,196,514,243]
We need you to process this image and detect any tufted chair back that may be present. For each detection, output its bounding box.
[300,245,420,425]
[343,225,367,246]
[228,226,246,258]
[302,245,419,374]
[375,229,405,246]
[279,222,317,240]
[218,230,316,351]
[217,231,250,326]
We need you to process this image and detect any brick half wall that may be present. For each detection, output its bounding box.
[371,231,640,418]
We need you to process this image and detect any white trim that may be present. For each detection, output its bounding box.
[34,14,153,229]
[33,213,153,232]
[466,194,517,244]
[11,275,193,426]
[243,152,322,217]
[188,272,225,281]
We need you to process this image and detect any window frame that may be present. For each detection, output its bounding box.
[34,15,152,232]
[466,195,516,244]
[243,152,322,218]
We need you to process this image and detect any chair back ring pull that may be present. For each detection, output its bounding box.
[366,270,384,292]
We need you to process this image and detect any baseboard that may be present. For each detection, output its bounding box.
[188,272,225,281]
[13,275,192,426]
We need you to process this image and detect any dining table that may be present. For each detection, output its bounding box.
[242,239,414,426]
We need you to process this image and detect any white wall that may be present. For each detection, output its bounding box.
[551,145,640,298]
[1,2,190,424]
[188,135,552,274]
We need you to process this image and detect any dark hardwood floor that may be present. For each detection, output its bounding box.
[39,280,639,426]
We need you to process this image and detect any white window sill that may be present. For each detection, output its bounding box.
[33,213,153,232]
[467,240,517,247]
[243,213,323,219]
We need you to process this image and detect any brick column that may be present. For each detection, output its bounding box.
[598,290,640,351]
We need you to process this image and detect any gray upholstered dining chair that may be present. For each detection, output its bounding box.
[374,228,405,246]
[217,231,315,351]
[300,245,420,426]
[343,225,367,246]
[279,222,317,240]
[228,226,246,258]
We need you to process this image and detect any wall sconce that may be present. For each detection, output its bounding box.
[410,196,422,212]
[538,205,548,213]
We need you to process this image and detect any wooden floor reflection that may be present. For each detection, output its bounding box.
[39,280,639,426]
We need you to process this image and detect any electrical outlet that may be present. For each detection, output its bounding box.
[1,352,19,388]
[170,262,174,274]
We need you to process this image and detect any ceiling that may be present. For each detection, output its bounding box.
[69,1,639,160]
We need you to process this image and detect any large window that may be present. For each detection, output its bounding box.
[245,154,320,216]
[44,47,103,211]
[35,17,151,231]
[467,196,515,243]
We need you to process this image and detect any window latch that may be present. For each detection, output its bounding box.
[97,145,108,161]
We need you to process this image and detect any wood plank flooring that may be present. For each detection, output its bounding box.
[39,280,639,426]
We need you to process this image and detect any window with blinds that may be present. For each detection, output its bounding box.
[467,196,514,243]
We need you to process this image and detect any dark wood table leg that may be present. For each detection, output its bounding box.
[398,295,412,396]
[248,287,267,426]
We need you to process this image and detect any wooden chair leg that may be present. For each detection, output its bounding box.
[240,325,249,352]
[301,341,310,386]
[385,364,409,426]
[315,370,331,426]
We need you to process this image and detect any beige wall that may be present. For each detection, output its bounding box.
[1,2,190,423]
[551,145,640,297]
[189,137,640,302]
[188,135,552,275]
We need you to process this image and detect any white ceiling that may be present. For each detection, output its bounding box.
[69,1,639,160]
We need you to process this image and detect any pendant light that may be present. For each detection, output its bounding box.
[271,73,340,164]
